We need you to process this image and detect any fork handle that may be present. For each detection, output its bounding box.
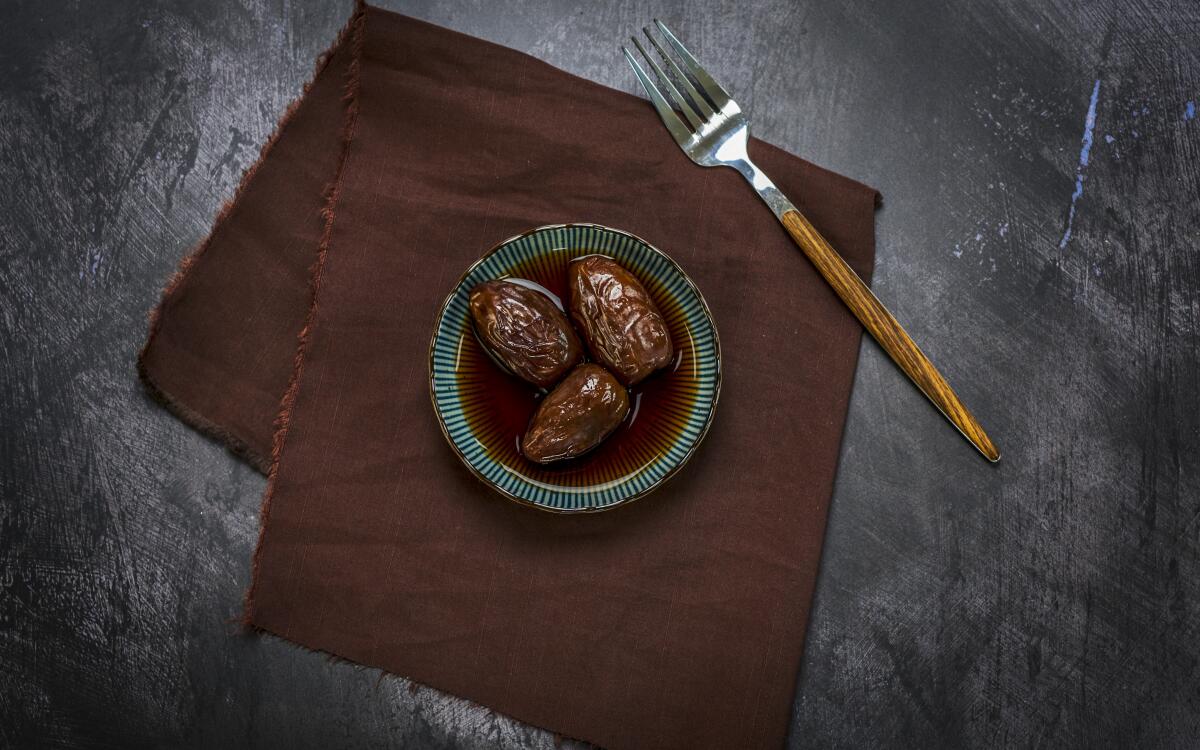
[779,209,1000,462]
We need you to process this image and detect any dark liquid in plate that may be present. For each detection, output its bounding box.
[457,252,696,486]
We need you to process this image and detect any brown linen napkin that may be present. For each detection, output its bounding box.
[140,4,880,748]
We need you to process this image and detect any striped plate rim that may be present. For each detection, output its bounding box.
[428,224,721,513]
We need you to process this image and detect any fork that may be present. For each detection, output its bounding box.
[623,21,999,462]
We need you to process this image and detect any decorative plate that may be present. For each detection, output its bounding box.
[429,224,720,512]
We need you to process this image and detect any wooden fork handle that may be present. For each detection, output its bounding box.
[780,209,1000,462]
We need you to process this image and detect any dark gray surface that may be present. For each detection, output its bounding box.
[1,0,1197,747]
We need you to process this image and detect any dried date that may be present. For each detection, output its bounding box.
[469,280,583,389]
[521,363,630,464]
[568,256,673,386]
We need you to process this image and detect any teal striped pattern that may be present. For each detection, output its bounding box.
[429,224,720,512]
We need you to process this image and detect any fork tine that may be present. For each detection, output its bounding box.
[629,37,704,130]
[621,45,694,145]
[641,27,715,120]
[653,19,732,109]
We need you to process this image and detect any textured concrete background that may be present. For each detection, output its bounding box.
[1,0,1198,747]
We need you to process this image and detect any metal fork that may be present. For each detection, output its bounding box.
[624,22,999,462]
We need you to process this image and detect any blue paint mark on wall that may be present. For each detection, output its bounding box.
[1186,101,1196,120]
[1058,79,1101,251]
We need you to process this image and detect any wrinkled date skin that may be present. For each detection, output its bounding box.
[522,364,630,464]
[569,255,674,386]
[469,280,583,389]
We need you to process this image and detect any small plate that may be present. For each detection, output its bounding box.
[429,224,720,512]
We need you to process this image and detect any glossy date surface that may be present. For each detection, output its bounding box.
[521,363,630,464]
[469,280,583,389]
[568,255,673,386]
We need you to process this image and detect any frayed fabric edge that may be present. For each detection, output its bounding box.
[137,359,272,474]
[135,0,367,475]
[241,0,367,626]
[239,621,599,749]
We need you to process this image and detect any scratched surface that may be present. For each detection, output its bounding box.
[1,0,1198,747]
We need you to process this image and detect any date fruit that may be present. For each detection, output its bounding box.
[469,280,583,389]
[522,364,630,464]
[568,255,673,385]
